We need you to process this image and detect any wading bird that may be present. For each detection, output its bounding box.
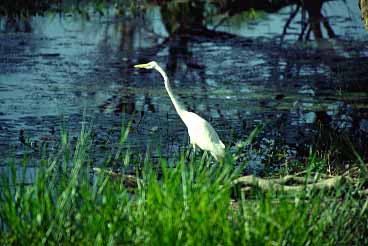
[134,61,225,161]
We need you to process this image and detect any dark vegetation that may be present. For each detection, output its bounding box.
[0,0,345,39]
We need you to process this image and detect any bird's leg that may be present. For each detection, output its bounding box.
[192,144,196,155]
[185,138,193,161]
[186,136,196,160]
[187,143,197,161]
[185,146,192,161]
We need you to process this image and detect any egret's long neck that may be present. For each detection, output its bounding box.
[154,65,187,119]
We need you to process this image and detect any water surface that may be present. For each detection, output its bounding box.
[0,1,367,172]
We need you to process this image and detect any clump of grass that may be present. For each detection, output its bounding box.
[0,122,367,245]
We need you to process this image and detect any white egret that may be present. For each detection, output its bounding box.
[134,61,225,161]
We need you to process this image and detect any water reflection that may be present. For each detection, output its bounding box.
[0,1,367,172]
[211,0,366,41]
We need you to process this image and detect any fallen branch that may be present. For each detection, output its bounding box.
[360,0,368,30]
[271,173,334,185]
[93,167,140,188]
[93,167,366,197]
[359,189,368,196]
[233,175,346,193]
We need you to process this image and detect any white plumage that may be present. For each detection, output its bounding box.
[134,61,225,161]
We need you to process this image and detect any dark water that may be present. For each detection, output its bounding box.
[0,1,367,173]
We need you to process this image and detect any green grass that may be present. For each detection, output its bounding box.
[0,123,367,245]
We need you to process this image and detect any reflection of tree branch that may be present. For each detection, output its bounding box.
[298,7,308,40]
[281,4,300,42]
[135,37,169,62]
[212,13,230,31]
[305,25,312,40]
[322,15,336,38]
[142,25,168,39]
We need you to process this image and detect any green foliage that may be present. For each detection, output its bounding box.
[0,123,367,245]
[0,0,51,18]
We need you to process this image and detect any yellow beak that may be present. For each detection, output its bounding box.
[134,63,150,69]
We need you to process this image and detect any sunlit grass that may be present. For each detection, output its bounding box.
[0,123,367,245]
